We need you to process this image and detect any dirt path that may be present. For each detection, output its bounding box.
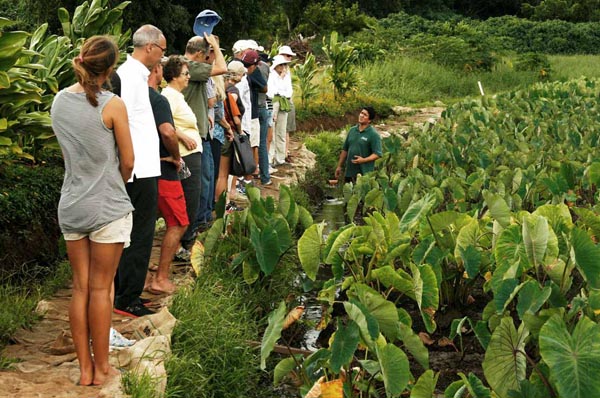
[0,106,443,398]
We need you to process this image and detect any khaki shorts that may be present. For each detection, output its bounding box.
[249,118,260,147]
[63,212,133,248]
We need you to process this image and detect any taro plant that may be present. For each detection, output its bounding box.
[199,185,313,284]
[261,285,432,397]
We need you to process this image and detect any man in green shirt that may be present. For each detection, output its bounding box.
[335,107,383,183]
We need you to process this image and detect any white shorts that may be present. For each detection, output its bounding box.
[63,212,133,248]
[250,118,260,147]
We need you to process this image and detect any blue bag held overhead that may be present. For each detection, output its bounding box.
[193,9,221,36]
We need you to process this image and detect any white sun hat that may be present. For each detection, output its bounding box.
[271,54,291,68]
[278,45,296,56]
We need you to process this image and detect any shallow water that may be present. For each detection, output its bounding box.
[300,190,346,351]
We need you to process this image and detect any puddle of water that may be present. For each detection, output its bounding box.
[298,191,346,351]
[313,195,346,236]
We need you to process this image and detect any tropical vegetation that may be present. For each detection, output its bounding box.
[3,1,600,397]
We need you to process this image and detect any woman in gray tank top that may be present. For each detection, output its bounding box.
[51,36,134,387]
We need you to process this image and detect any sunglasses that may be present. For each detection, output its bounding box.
[152,43,167,54]
[180,71,190,76]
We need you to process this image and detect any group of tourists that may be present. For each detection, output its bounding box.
[51,18,382,387]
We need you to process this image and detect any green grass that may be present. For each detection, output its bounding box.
[357,57,539,105]
[121,370,160,398]
[549,54,600,81]
[0,261,71,349]
[355,54,600,106]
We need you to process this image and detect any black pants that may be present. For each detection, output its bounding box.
[114,176,157,309]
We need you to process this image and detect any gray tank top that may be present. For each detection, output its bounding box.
[51,89,134,234]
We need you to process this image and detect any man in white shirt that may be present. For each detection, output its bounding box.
[113,25,166,318]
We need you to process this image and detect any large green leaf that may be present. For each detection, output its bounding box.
[533,204,572,234]
[260,301,287,370]
[298,205,313,230]
[458,373,492,398]
[521,213,549,268]
[493,278,521,314]
[330,320,360,373]
[399,193,435,233]
[274,356,299,385]
[0,31,29,59]
[203,218,224,256]
[377,343,410,397]
[325,223,355,265]
[516,280,551,318]
[250,224,276,275]
[539,314,600,398]
[483,190,511,228]
[482,317,528,398]
[571,227,600,289]
[298,222,324,280]
[410,370,438,398]
[398,323,429,369]
[351,283,400,340]
[371,265,415,300]
[411,263,439,333]
[460,245,482,279]
[454,218,480,262]
[271,214,292,254]
[343,300,379,349]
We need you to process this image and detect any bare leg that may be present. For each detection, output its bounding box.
[89,241,124,386]
[150,225,186,294]
[67,238,94,386]
[215,155,231,202]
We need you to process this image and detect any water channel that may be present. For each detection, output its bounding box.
[299,183,346,351]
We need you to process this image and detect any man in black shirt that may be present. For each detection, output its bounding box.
[147,60,188,295]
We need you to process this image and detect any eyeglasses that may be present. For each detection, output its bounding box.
[151,43,167,54]
[180,71,190,77]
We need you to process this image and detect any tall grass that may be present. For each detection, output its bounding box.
[549,54,600,81]
[355,54,600,106]
[357,57,539,105]
[165,227,303,398]
[166,277,261,398]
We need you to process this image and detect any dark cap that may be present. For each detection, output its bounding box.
[240,49,259,67]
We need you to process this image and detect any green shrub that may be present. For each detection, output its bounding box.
[514,52,552,79]
[293,52,319,108]
[0,162,64,281]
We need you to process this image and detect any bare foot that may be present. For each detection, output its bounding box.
[149,278,176,295]
[92,366,120,386]
[77,362,94,386]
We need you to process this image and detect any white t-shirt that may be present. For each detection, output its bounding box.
[117,55,160,181]
[235,76,252,133]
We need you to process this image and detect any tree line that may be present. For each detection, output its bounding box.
[1,0,599,53]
